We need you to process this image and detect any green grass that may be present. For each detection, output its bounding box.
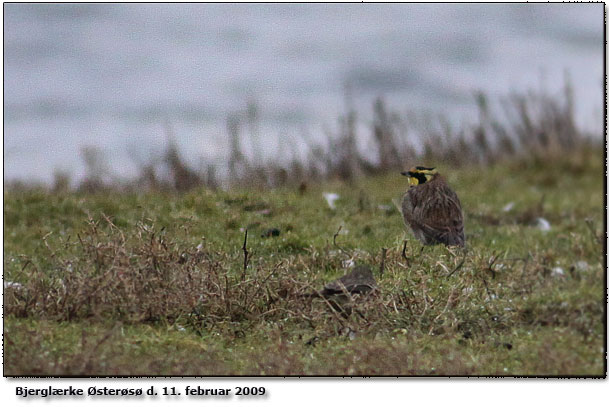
[3,149,605,376]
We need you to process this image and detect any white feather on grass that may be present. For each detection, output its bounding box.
[536,217,551,231]
[323,192,340,210]
[502,202,515,212]
[4,281,23,290]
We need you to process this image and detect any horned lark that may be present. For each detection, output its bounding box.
[320,265,377,297]
[313,265,377,317]
[400,166,465,247]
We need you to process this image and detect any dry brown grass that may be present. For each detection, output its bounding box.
[4,148,604,376]
[53,80,599,194]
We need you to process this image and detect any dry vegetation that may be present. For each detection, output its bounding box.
[34,80,598,193]
[4,151,605,376]
[3,82,605,376]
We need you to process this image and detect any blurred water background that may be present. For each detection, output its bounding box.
[3,3,604,184]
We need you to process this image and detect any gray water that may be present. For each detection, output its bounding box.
[3,3,604,184]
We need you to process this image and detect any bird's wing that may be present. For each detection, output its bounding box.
[416,185,465,246]
[323,268,376,295]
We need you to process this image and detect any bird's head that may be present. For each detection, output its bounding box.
[401,166,437,186]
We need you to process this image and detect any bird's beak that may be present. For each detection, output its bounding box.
[400,171,410,176]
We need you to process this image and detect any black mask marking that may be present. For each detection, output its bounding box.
[410,171,428,185]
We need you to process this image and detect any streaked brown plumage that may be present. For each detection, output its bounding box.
[401,167,465,247]
[304,265,377,317]
[320,265,377,297]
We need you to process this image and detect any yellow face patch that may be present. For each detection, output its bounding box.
[404,166,437,186]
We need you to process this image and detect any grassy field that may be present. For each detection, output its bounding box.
[3,148,605,376]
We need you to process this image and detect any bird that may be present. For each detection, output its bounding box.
[304,265,377,317]
[400,166,465,247]
[319,265,377,298]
